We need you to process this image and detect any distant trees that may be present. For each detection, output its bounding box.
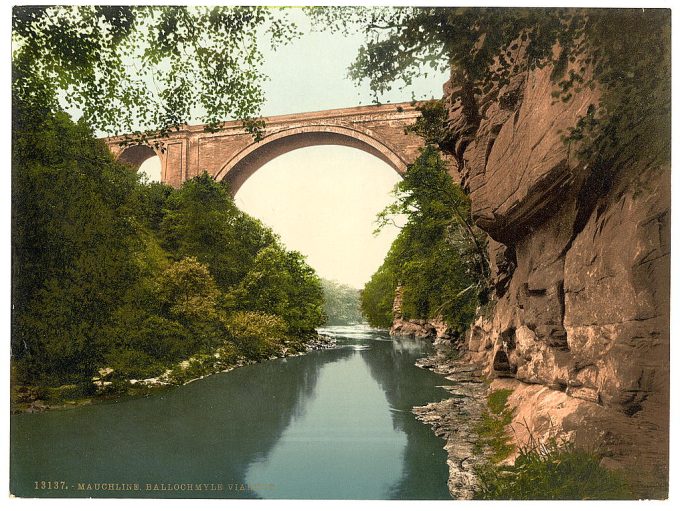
[361,146,488,337]
[321,279,364,326]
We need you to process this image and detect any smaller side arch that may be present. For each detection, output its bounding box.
[116,145,160,170]
[213,125,408,194]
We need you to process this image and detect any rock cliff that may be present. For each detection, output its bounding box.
[440,51,670,497]
[389,286,451,339]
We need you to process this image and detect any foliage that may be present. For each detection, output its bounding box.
[155,257,220,321]
[474,389,515,463]
[12,113,141,385]
[308,7,670,172]
[362,146,488,335]
[222,311,289,360]
[12,112,326,388]
[360,267,397,329]
[321,279,364,326]
[229,246,325,334]
[476,437,631,500]
[12,5,300,139]
[473,388,631,499]
[404,99,452,147]
[160,173,276,289]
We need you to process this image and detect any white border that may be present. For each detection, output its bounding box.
[2,2,677,511]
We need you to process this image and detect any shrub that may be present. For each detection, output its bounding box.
[475,438,632,500]
[222,311,289,360]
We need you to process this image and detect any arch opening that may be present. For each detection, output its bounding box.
[118,145,157,169]
[118,145,162,183]
[234,145,405,289]
[215,125,407,195]
[138,155,162,183]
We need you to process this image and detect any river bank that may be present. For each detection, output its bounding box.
[11,325,452,499]
[11,333,336,415]
[410,340,489,499]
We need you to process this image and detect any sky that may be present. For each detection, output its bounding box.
[139,7,449,288]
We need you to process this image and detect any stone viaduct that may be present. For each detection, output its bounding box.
[105,102,425,194]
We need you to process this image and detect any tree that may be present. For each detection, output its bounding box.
[362,146,486,336]
[230,246,325,335]
[12,5,300,140]
[155,257,220,322]
[160,172,277,289]
[12,113,142,384]
[308,7,670,172]
[321,279,364,326]
[360,266,397,329]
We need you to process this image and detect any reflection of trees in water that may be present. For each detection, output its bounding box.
[11,349,353,499]
[360,338,452,499]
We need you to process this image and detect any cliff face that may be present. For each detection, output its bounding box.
[441,57,670,496]
[389,286,450,340]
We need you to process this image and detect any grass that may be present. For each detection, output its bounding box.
[473,388,632,500]
[474,388,515,463]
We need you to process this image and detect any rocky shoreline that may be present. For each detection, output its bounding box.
[412,341,489,499]
[12,333,336,415]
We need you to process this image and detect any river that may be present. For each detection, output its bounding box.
[10,325,452,499]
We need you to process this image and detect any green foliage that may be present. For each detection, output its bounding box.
[12,112,141,385]
[405,100,452,147]
[229,246,325,334]
[475,389,515,463]
[222,311,289,360]
[309,7,670,172]
[12,112,326,388]
[360,267,397,329]
[473,388,631,499]
[321,279,364,326]
[476,438,632,500]
[12,5,300,139]
[362,146,488,335]
[488,388,513,415]
[155,257,220,321]
[160,173,276,289]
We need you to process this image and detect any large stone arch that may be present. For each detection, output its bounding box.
[213,125,408,194]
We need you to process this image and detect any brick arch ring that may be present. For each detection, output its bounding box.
[213,124,408,195]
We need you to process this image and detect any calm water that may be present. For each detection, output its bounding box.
[11,325,452,499]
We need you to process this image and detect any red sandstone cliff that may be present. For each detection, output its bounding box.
[440,49,670,497]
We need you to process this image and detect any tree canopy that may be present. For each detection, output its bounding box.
[361,146,487,336]
[321,279,364,326]
[12,114,326,387]
[12,5,299,140]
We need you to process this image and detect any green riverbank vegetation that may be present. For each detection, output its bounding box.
[473,390,631,500]
[360,144,489,337]
[12,113,325,403]
[12,6,326,407]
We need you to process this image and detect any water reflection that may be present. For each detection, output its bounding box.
[11,326,452,499]
[11,349,349,498]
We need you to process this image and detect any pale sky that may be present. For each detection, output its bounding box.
[138,7,448,288]
[235,146,404,288]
